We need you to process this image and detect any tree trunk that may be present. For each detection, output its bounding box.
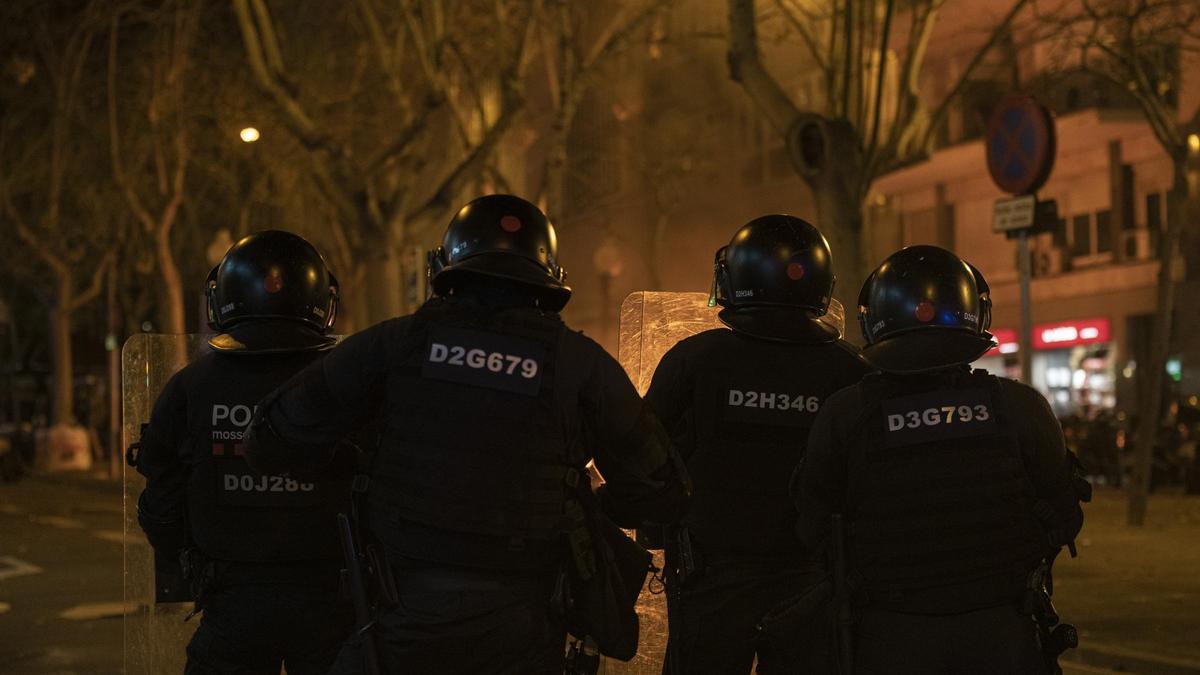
[1127,158,1189,526]
[364,228,404,325]
[107,262,121,479]
[156,226,187,334]
[49,280,74,426]
[543,107,572,227]
[336,272,365,336]
[809,178,867,337]
[785,115,869,337]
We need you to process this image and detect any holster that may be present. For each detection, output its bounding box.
[669,526,702,588]
[1022,561,1078,675]
[179,548,217,619]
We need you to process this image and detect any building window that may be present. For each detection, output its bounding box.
[1146,192,1163,255]
[1146,192,1162,230]
[1095,209,1113,253]
[1052,217,1067,248]
[1071,214,1091,257]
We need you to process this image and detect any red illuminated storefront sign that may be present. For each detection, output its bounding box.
[986,318,1110,354]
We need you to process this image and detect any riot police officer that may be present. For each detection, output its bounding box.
[134,230,353,674]
[646,215,871,674]
[795,245,1089,674]
[244,194,692,675]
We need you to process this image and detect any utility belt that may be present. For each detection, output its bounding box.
[178,550,341,620]
[665,527,805,590]
[372,509,564,572]
[382,557,555,597]
[855,570,1028,615]
[219,559,343,588]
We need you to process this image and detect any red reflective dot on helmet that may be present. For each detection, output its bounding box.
[500,215,522,232]
[786,262,806,280]
[264,269,284,294]
[914,301,935,322]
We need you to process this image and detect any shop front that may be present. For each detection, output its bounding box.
[975,317,1114,416]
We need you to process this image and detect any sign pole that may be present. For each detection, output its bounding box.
[1017,230,1033,385]
[985,92,1056,386]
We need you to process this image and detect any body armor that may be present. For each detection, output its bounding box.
[366,298,577,571]
[173,350,349,564]
[847,370,1046,613]
[671,328,866,559]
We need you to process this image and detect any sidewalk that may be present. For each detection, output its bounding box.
[1055,487,1200,674]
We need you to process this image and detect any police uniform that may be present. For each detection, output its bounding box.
[245,195,692,675]
[135,231,353,675]
[794,246,1087,675]
[648,215,872,675]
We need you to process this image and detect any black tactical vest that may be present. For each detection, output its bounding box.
[183,350,349,564]
[684,331,863,559]
[366,299,577,571]
[848,370,1046,613]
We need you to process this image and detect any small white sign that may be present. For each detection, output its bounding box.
[992,195,1036,232]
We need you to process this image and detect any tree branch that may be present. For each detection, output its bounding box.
[774,0,829,72]
[864,0,895,168]
[920,0,1029,152]
[404,0,541,235]
[727,0,803,134]
[235,0,328,148]
[249,0,286,77]
[108,13,159,234]
[67,251,113,312]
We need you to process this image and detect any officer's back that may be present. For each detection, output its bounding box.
[246,195,691,675]
[797,246,1088,675]
[649,215,871,675]
[653,326,866,560]
[135,230,353,675]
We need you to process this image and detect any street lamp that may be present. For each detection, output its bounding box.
[239,127,260,143]
[1188,133,1199,155]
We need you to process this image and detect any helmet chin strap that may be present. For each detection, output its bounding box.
[205,265,221,331]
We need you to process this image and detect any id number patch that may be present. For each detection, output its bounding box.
[722,388,820,428]
[881,388,998,448]
[215,460,323,508]
[422,325,546,396]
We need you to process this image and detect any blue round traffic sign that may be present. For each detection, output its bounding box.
[986,94,1055,195]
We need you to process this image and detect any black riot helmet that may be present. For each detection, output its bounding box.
[857,245,994,374]
[205,230,339,353]
[712,214,839,343]
[427,194,571,312]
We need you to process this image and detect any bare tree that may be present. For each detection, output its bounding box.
[0,2,116,427]
[233,0,540,322]
[534,0,674,224]
[107,0,204,335]
[1037,0,1200,525]
[727,0,1029,307]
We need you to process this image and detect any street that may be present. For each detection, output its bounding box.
[0,472,125,674]
[2,472,1200,674]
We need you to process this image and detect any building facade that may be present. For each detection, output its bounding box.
[557,0,1199,418]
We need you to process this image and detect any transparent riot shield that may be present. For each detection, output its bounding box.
[122,334,208,674]
[605,292,845,673]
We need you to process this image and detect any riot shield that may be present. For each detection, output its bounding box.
[605,292,845,673]
[618,291,846,396]
[122,334,207,674]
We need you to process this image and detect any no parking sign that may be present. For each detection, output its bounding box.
[986,93,1055,196]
